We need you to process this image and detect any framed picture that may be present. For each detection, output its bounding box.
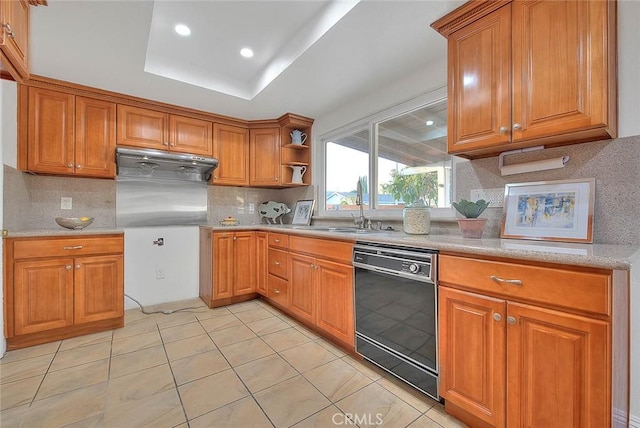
[291,199,315,225]
[501,178,595,243]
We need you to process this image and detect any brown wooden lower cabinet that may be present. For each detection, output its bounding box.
[4,234,124,350]
[438,254,628,428]
[200,230,257,308]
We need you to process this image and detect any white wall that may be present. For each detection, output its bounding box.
[1,80,17,168]
[123,226,200,309]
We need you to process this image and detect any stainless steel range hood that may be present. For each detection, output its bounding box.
[116,147,218,182]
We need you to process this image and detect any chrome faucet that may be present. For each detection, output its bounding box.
[354,179,367,229]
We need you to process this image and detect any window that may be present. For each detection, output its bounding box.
[319,90,455,219]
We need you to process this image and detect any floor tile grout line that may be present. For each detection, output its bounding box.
[157,322,190,427]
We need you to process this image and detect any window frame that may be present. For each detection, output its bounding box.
[316,86,458,221]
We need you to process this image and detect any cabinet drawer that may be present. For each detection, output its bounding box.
[289,235,353,263]
[268,248,288,279]
[13,235,124,259]
[439,255,611,316]
[268,232,289,249]
[268,274,288,306]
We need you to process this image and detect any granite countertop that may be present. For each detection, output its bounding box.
[4,227,124,238]
[201,224,639,270]
[6,224,636,270]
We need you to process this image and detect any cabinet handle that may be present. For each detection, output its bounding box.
[170,142,176,147]
[3,23,15,38]
[274,261,280,266]
[233,236,237,241]
[507,316,517,325]
[499,126,508,135]
[512,123,522,131]
[274,289,280,294]
[67,163,74,168]
[63,245,84,250]
[65,265,72,270]
[163,141,169,146]
[493,313,502,322]
[274,239,280,243]
[76,164,82,169]
[75,264,81,269]
[490,275,522,286]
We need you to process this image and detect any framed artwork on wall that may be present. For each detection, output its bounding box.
[501,178,595,243]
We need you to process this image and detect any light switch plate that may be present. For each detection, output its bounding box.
[470,188,504,208]
[60,197,73,210]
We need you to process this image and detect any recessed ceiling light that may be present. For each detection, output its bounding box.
[240,48,254,58]
[174,24,191,37]
[425,120,435,126]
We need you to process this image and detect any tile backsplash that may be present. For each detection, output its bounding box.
[5,134,639,245]
[456,135,640,246]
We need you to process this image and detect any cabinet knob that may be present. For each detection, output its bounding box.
[493,313,502,322]
[163,141,169,146]
[76,264,81,269]
[3,23,15,38]
[76,164,82,169]
[274,261,280,266]
[512,123,522,131]
[499,126,508,135]
[274,239,280,243]
[507,316,517,325]
[67,163,74,168]
[274,289,280,294]
[65,265,72,270]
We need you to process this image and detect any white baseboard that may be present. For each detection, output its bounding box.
[630,413,640,428]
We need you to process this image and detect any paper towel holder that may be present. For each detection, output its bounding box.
[498,146,570,176]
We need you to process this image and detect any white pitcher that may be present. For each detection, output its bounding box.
[289,165,307,184]
[290,129,307,145]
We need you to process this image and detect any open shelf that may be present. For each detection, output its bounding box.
[284,144,309,150]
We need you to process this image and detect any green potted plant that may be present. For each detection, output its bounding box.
[452,199,490,238]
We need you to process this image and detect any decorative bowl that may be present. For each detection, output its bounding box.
[219,216,240,226]
[55,217,95,230]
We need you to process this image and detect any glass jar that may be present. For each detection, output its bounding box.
[403,201,431,235]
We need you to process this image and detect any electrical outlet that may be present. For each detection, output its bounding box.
[470,188,505,208]
[60,197,73,210]
[249,203,255,213]
[156,269,165,280]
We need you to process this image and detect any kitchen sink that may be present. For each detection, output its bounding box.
[292,226,383,234]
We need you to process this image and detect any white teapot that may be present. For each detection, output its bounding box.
[289,165,307,184]
[290,129,307,145]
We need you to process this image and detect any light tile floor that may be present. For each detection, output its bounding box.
[0,298,467,428]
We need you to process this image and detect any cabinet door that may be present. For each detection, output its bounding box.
[512,0,615,142]
[233,232,256,296]
[0,0,29,79]
[14,258,74,335]
[315,259,354,346]
[116,104,168,150]
[288,252,315,322]
[75,96,116,178]
[27,87,75,174]
[506,302,609,428]
[249,127,280,186]
[212,233,234,300]
[169,115,213,156]
[438,286,506,428]
[255,232,268,296]
[447,4,511,154]
[74,255,124,324]
[212,123,249,186]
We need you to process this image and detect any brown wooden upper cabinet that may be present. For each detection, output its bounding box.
[117,104,213,156]
[431,0,617,158]
[0,0,29,80]
[212,123,250,186]
[26,87,116,178]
